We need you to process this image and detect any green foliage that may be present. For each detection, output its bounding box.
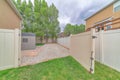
[36,43,45,46]
[64,24,85,36]
[14,0,60,43]
[0,56,120,80]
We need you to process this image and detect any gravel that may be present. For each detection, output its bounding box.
[21,44,69,66]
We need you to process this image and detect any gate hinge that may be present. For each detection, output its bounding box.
[90,57,94,60]
[91,51,93,54]
[90,68,93,72]
[18,58,20,61]
[19,33,20,36]
[92,36,97,39]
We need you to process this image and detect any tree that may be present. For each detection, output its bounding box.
[48,4,60,42]
[64,24,85,36]
[14,0,60,43]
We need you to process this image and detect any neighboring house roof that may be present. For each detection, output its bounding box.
[85,0,118,21]
[6,0,22,20]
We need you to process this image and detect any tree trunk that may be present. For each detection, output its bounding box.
[45,37,48,43]
[55,37,57,43]
[52,37,54,43]
[40,36,43,43]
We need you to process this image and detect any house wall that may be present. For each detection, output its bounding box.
[86,5,113,29]
[0,0,21,29]
[86,2,120,30]
[113,11,120,29]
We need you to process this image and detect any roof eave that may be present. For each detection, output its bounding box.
[6,0,23,20]
[85,0,118,21]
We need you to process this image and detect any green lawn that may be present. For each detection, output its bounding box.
[36,43,45,46]
[0,56,120,80]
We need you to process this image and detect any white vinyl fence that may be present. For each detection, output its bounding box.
[57,30,96,73]
[57,29,120,73]
[57,37,70,48]
[95,29,120,72]
[70,29,95,73]
[0,29,21,70]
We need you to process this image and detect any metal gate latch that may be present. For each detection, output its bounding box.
[92,36,97,39]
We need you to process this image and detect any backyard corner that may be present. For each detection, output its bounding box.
[0,56,120,80]
[0,0,120,80]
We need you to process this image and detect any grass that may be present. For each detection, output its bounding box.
[36,43,45,46]
[0,56,120,80]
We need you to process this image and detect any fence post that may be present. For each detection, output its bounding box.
[19,29,21,66]
[99,30,104,63]
[69,34,72,55]
[90,28,96,74]
[14,29,19,67]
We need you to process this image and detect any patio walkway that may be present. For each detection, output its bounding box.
[21,44,69,66]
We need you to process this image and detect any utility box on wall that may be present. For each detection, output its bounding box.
[21,33,36,50]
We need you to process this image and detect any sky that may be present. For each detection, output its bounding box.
[27,0,114,31]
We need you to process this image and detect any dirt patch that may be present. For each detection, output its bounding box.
[21,46,41,57]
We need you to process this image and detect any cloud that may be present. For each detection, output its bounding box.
[45,0,114,31]
[29,0,113,31]
[58,16,71,25]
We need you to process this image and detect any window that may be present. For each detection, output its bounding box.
[101,24,104,30]
[114,1,120,12]
[106,25,112,30]
[94,17,113,31]
[23,38,28,43]
[96,26,100,32]
[114,5,120,12]
[106,22,112,30]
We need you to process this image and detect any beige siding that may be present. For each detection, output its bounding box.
[86,5,113,29]
[86,3,120,30]
[0,0,21,29]
[113,11,120,29]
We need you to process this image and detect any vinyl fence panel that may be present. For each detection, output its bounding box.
[95,31,103,63]
[95,29,120,72]
[70,29,95,73]
[57,37,70,49]
[102,29,120,71]
[0,29,20,70]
